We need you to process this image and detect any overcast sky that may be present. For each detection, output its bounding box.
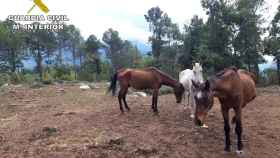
[0,0,278,43]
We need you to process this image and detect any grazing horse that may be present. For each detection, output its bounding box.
[179,63,204,118]
[108,67,185,114]
[191,66,256,153]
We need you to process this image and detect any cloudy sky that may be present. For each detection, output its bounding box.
[0,0,278,42]
[0,0,279,67]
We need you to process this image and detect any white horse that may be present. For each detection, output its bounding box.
[179,63,204,118]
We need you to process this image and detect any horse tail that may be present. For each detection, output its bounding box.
[108,72,118,96]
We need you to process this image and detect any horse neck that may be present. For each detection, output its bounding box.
[159,73,178,88]
[193,71,203,83]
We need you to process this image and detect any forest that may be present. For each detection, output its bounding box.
[0,0,280,85]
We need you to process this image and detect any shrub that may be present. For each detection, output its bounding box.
[262,68,278,85]
[10,73,25,84]
[159,86,173,95]
[0,73,10,86]
[60,71,75,81]
[23,74,36,84]
[42,71,53,85]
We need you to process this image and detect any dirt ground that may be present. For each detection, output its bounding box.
[0,83,279,158]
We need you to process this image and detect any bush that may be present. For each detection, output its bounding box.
[42,71,53,85]
[30,82,44,88]
[23,74,36,84]
[60,71,75,81]
[0,73,10,86]
[261,68,279,85]
[10,73,25,84]
[159,86,173,95]
[52,66,75,81]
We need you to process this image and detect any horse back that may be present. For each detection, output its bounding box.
[117,68,161,89]
[238,70,257,107]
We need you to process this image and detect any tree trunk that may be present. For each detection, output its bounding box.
[247,53,251,72]
[58,46,63,65]
[72,46,77,80]
[277,58,280,86]
[254,63,259,83]
[11,49,16,73]
[37,50,43,80]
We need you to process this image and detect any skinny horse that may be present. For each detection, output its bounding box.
[179,63,204,118]
[191,66,256,153]
[108,67,185,114]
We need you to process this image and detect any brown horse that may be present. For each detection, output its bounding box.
[191,66,256,153]
[108,67,185,114]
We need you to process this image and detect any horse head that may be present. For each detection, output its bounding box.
[192,63,204,83]
[191,80,214,126]
[174,83,185,103]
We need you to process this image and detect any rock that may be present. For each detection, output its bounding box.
[88,83,99,89]
[135,143,157,155]
[94,131,123,148]
[201,124,209,128]
[79,83,90,90]
[1,83,9,88]
[130,92,148,97]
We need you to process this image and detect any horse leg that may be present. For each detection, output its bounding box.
[183,91,188,110]
[187,92,190,107]
[151,94,155,111]
[222,106,231,152]
[123,89,130,111]
[189,92,195,118]
[118,88,125,113]
[234,107,243,153]
[152,89,159,114]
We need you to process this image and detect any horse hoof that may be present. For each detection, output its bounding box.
[153,112,159,116]
[190,114,195,119]
[201,124,208,128]
[224,147,231,152]
[236,150,243,154]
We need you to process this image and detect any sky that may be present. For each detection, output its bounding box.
[0,0,279,68]
[0,0,278,42]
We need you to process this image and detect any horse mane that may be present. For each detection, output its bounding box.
[238,69,257,83]
[146,67,177,81]
[215,66,238,78]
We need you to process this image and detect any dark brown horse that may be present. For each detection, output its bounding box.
[191,66,256,153]
[108,67,185,114]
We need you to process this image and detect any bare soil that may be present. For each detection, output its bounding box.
[0,84,279,158]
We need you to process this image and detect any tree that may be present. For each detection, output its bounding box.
[233,0,265,76]
[0,20,26,73]
[84,34,102,80]
[67,24,83,80]
[264,4,280,85]
[178,15,208,69]
[102,28,124,70]
[201,0,237,71]
[120,40,142,68]
[145,7,173,67]
[25,22,57,79]
[55,23,71,65]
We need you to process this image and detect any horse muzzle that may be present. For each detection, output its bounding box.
[195,112,206,126]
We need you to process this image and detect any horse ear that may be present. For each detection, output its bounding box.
[205,80,210,90]
[192,80,198,88]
